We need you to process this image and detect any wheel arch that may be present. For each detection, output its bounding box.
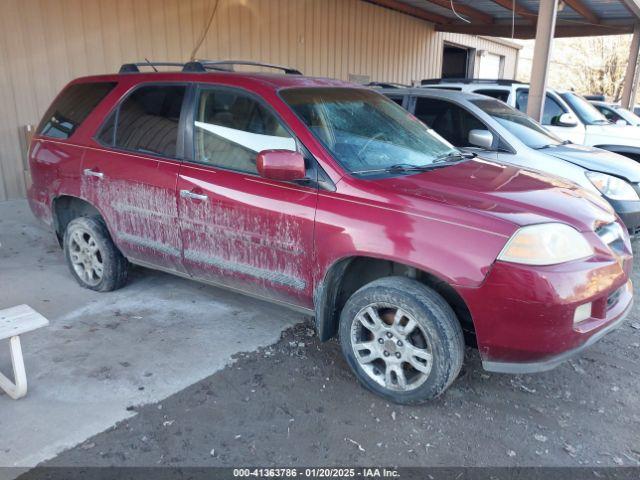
[314,255,475,345]
[51,195,106,246]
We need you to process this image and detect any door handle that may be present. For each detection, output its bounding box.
[180,189,208,201]
[83,168,104,180]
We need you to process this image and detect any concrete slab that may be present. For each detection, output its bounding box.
[0,200,305,467]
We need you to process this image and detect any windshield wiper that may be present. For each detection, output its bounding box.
[351,152,474,175]
[432,151,476,164]
[351,163,437,175]
[535,139,572,150]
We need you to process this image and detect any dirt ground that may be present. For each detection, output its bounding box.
[42,271,640,469]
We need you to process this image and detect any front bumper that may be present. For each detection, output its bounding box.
[458,239,633,371]
[483,290,632,373]
[607,197,640,236]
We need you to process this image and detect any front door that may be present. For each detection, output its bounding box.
[177,85,317,308]
[513,88,586,144]
[411,96,500,161]
[82,83,188,273]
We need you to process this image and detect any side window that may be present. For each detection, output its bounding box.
[37,82,116,139]
[474,89,510,102]
[113,85,186,157]
[541,95,565,125]
[598,106,623,123]
[193,88,296,174]
[386,96,405,107]
[414,98,487,147]
[424,86,462,91]
[515,89,565,126]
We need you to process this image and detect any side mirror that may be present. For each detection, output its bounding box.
[256,150,306,181]
[616,119,628,126]
[554,112,578,127]
[468,129,494,150]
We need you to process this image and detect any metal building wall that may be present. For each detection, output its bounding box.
[0,0,519,200]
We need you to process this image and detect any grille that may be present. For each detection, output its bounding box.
[607,287,622,309]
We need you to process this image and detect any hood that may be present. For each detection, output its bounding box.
[587,123,640,144]
[370,157,615,233]
[542,143,640,182]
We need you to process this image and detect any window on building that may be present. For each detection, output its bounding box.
[113,85,186,157]
[193,88,296,173]
[37,82,116,139]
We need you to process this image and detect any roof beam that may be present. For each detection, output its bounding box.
[423,0,494,24]
[488,0,538,24]
[621,0,640,18]
[562,0,600,24]
[435,21,634,38]
[365,0,452,25]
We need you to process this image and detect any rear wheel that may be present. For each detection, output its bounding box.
[63,216,128,292]
[339,276,464,404]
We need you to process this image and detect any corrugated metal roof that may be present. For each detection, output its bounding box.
[369,0,640,38]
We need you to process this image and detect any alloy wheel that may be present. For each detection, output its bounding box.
[68,228,104,287]
[350,303,433,392]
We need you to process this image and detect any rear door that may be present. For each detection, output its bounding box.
[177,85,317,308]
[83,83,188,273]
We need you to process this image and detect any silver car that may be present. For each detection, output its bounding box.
[376,87,640,234]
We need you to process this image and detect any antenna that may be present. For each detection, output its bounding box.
[144,58,158,72]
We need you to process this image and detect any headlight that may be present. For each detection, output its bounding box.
[498,223,593,265]
[586,172,639,201]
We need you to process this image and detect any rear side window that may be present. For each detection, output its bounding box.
[37,82,116,139]
[114,85,186,157]
[386,96,405,107]
[474,89,510,102]
[98,85,187,158]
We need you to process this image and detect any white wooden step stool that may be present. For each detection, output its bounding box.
[0,305,49,400]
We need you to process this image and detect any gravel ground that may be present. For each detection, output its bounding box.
[38,248,640,469]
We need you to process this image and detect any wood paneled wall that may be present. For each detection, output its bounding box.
[0,0,518,200]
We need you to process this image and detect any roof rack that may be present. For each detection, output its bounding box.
[119,62,187,73]
[365,82,411,89]
[187,60,302,75]
[420,78,523,86]
[118,60,302,75]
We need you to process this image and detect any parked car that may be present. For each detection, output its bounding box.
[591,100,640,127]
[376,86,640,235]
[421,79,640,161]
[28,62,633,404]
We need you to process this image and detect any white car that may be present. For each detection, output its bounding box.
[421,79,640,161]
[591,100,640,127]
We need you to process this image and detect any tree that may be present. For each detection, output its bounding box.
[517,34,633,102]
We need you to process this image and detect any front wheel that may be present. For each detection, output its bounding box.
[339,276,464,404]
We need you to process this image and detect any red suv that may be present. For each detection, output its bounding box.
[28,61,633,404]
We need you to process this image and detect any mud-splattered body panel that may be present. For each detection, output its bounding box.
[178,163,317,308]
[81,147,185,273]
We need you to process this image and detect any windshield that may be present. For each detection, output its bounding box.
[560,92,609,125]
[471,98,563,149]
[280,87,458,174]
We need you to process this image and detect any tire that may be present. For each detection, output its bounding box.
[339,276,464,405]
[63,216,128,292]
